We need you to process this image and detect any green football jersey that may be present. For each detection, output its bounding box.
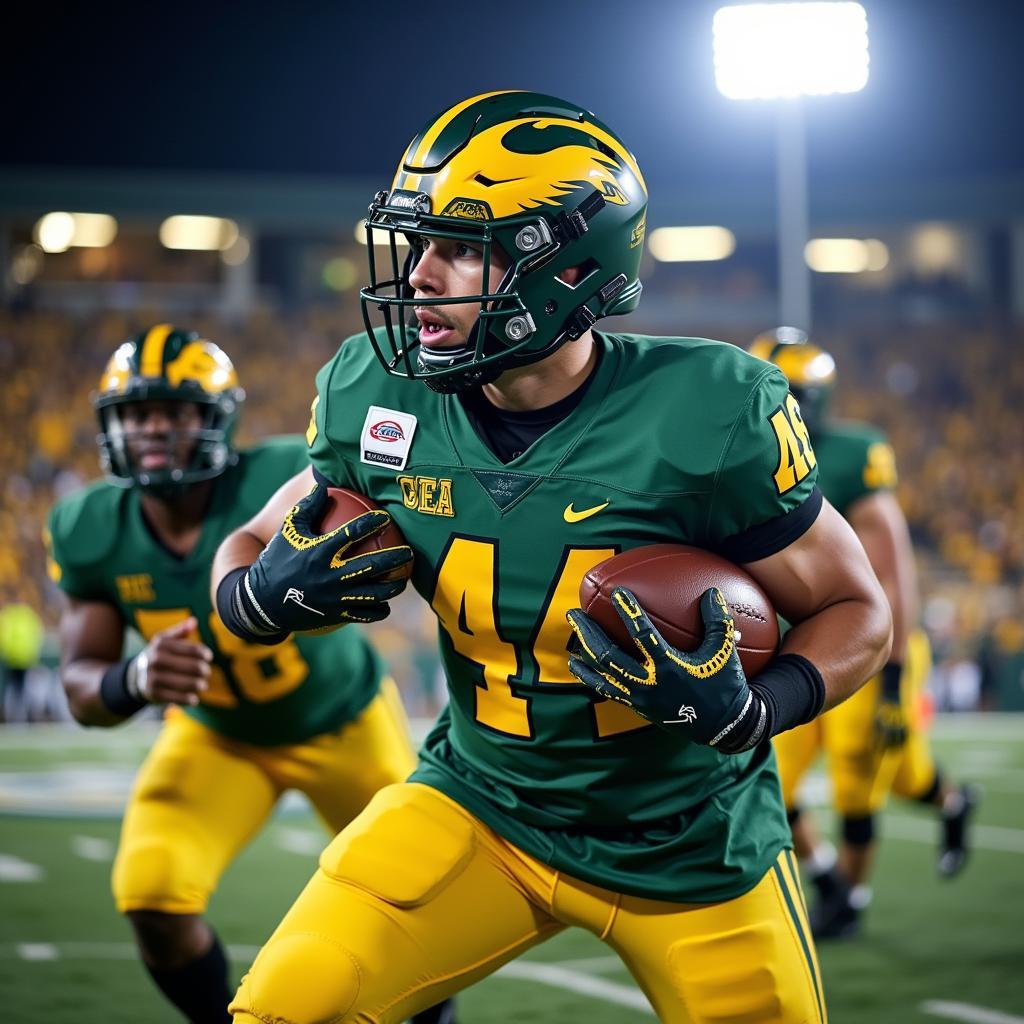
[308,330,820,902]
[47,437,382,746]
[813,421,897,517]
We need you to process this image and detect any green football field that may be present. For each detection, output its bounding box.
[0,716,1021,1024]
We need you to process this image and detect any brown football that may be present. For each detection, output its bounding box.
[579,544,778,677]
[318,487,412,583]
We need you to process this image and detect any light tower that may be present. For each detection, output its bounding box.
[713,2,870,330]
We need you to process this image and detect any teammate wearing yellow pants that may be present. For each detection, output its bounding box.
[754,330,978,939]
[48,327,450,1024]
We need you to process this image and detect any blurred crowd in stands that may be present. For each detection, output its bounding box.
[1,308,1021,719]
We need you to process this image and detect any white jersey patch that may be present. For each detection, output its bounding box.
[360,406,418,471]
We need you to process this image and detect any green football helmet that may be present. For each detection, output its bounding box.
[749,327,836,434]
[360,90,649,393]
[93,324,245,494]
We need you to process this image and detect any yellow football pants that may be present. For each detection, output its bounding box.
[774,630,936,816]
[112,679,417,915]
[891,631,938,800]
[231,782,826,1024]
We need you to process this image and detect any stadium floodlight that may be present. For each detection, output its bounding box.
[712,2,871,330]
[648,226,736,262]
[160,215,239,251]
[34,212,118,253]
[713,2,869,100]
[805,237,888,273]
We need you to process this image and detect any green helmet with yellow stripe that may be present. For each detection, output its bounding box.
[749,327,836,434]
[93,324,245,493]
[361,90,648,393]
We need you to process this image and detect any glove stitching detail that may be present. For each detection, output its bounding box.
[329,544,410,573]
[281,503,350,551]
[664,617,735,679]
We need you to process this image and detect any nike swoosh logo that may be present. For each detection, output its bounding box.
[563,501,610,523]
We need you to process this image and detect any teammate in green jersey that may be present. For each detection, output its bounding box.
[46,325,451,1024]
[753,328,979,939]
[214,92,892,1024]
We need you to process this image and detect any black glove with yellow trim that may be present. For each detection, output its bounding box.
[566,587,767,753]
[874,663,908,750]
[227,485,414,643]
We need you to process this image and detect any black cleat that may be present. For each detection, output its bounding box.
[411,998,457,1024]
[810,865,845,904]
[809,875,861,940]
[938,784,980,879]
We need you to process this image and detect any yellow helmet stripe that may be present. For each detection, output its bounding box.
[139,324,173,378]
[400,89,522,194]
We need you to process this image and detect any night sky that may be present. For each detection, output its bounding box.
[4,0,1024,194]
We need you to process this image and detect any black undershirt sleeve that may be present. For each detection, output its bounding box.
[713,486,824,564]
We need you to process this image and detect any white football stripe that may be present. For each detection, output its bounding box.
[0,854,43,882]
[274,828,324,856]
[921,1000,1024,1024]
[17,943,58,961]
[71,835,114,861]
[497,961,654,1014]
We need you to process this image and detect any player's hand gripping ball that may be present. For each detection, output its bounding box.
[242,484,413,638]
[566,545,779,753]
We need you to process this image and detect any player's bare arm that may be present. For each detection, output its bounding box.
[845,489,916,664]
[743,497,893,710]
[210,466,316,590]
[59,597,211,726]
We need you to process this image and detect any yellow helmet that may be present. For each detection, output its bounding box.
[93,324,245,492]
[749,327,835,431]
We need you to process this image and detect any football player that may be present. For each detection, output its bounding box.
[46,326,452,1024]
[751,328,979,939]
[213,92,893,1023]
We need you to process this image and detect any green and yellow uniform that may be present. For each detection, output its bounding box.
[773,422,935,815]
[231,332,827,1024]
[47,437,416,914]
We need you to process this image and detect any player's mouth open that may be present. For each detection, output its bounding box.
[138,449,172,469]
[416,310,458,347]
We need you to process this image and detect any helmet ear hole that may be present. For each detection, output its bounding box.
[557,258,600,290]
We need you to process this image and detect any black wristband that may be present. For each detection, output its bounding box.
[215,566,289,646]
[99,659,148,718]
[880,662,903,701]
[712,691,770,754]
[750,653,826,739]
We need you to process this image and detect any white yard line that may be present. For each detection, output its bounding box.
[883,815,1024,854]
[0,712,1016,750]
[0,854,43,882]
[929,715,1024,742]
[921,1000,1024,1024]
[274,828,324,856]
[17,943,58,961]
[5,941,262,962]
[71,835,114,861]
[534,954,624,974]
[497,961,654,1015]
[1,940,650,1017]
